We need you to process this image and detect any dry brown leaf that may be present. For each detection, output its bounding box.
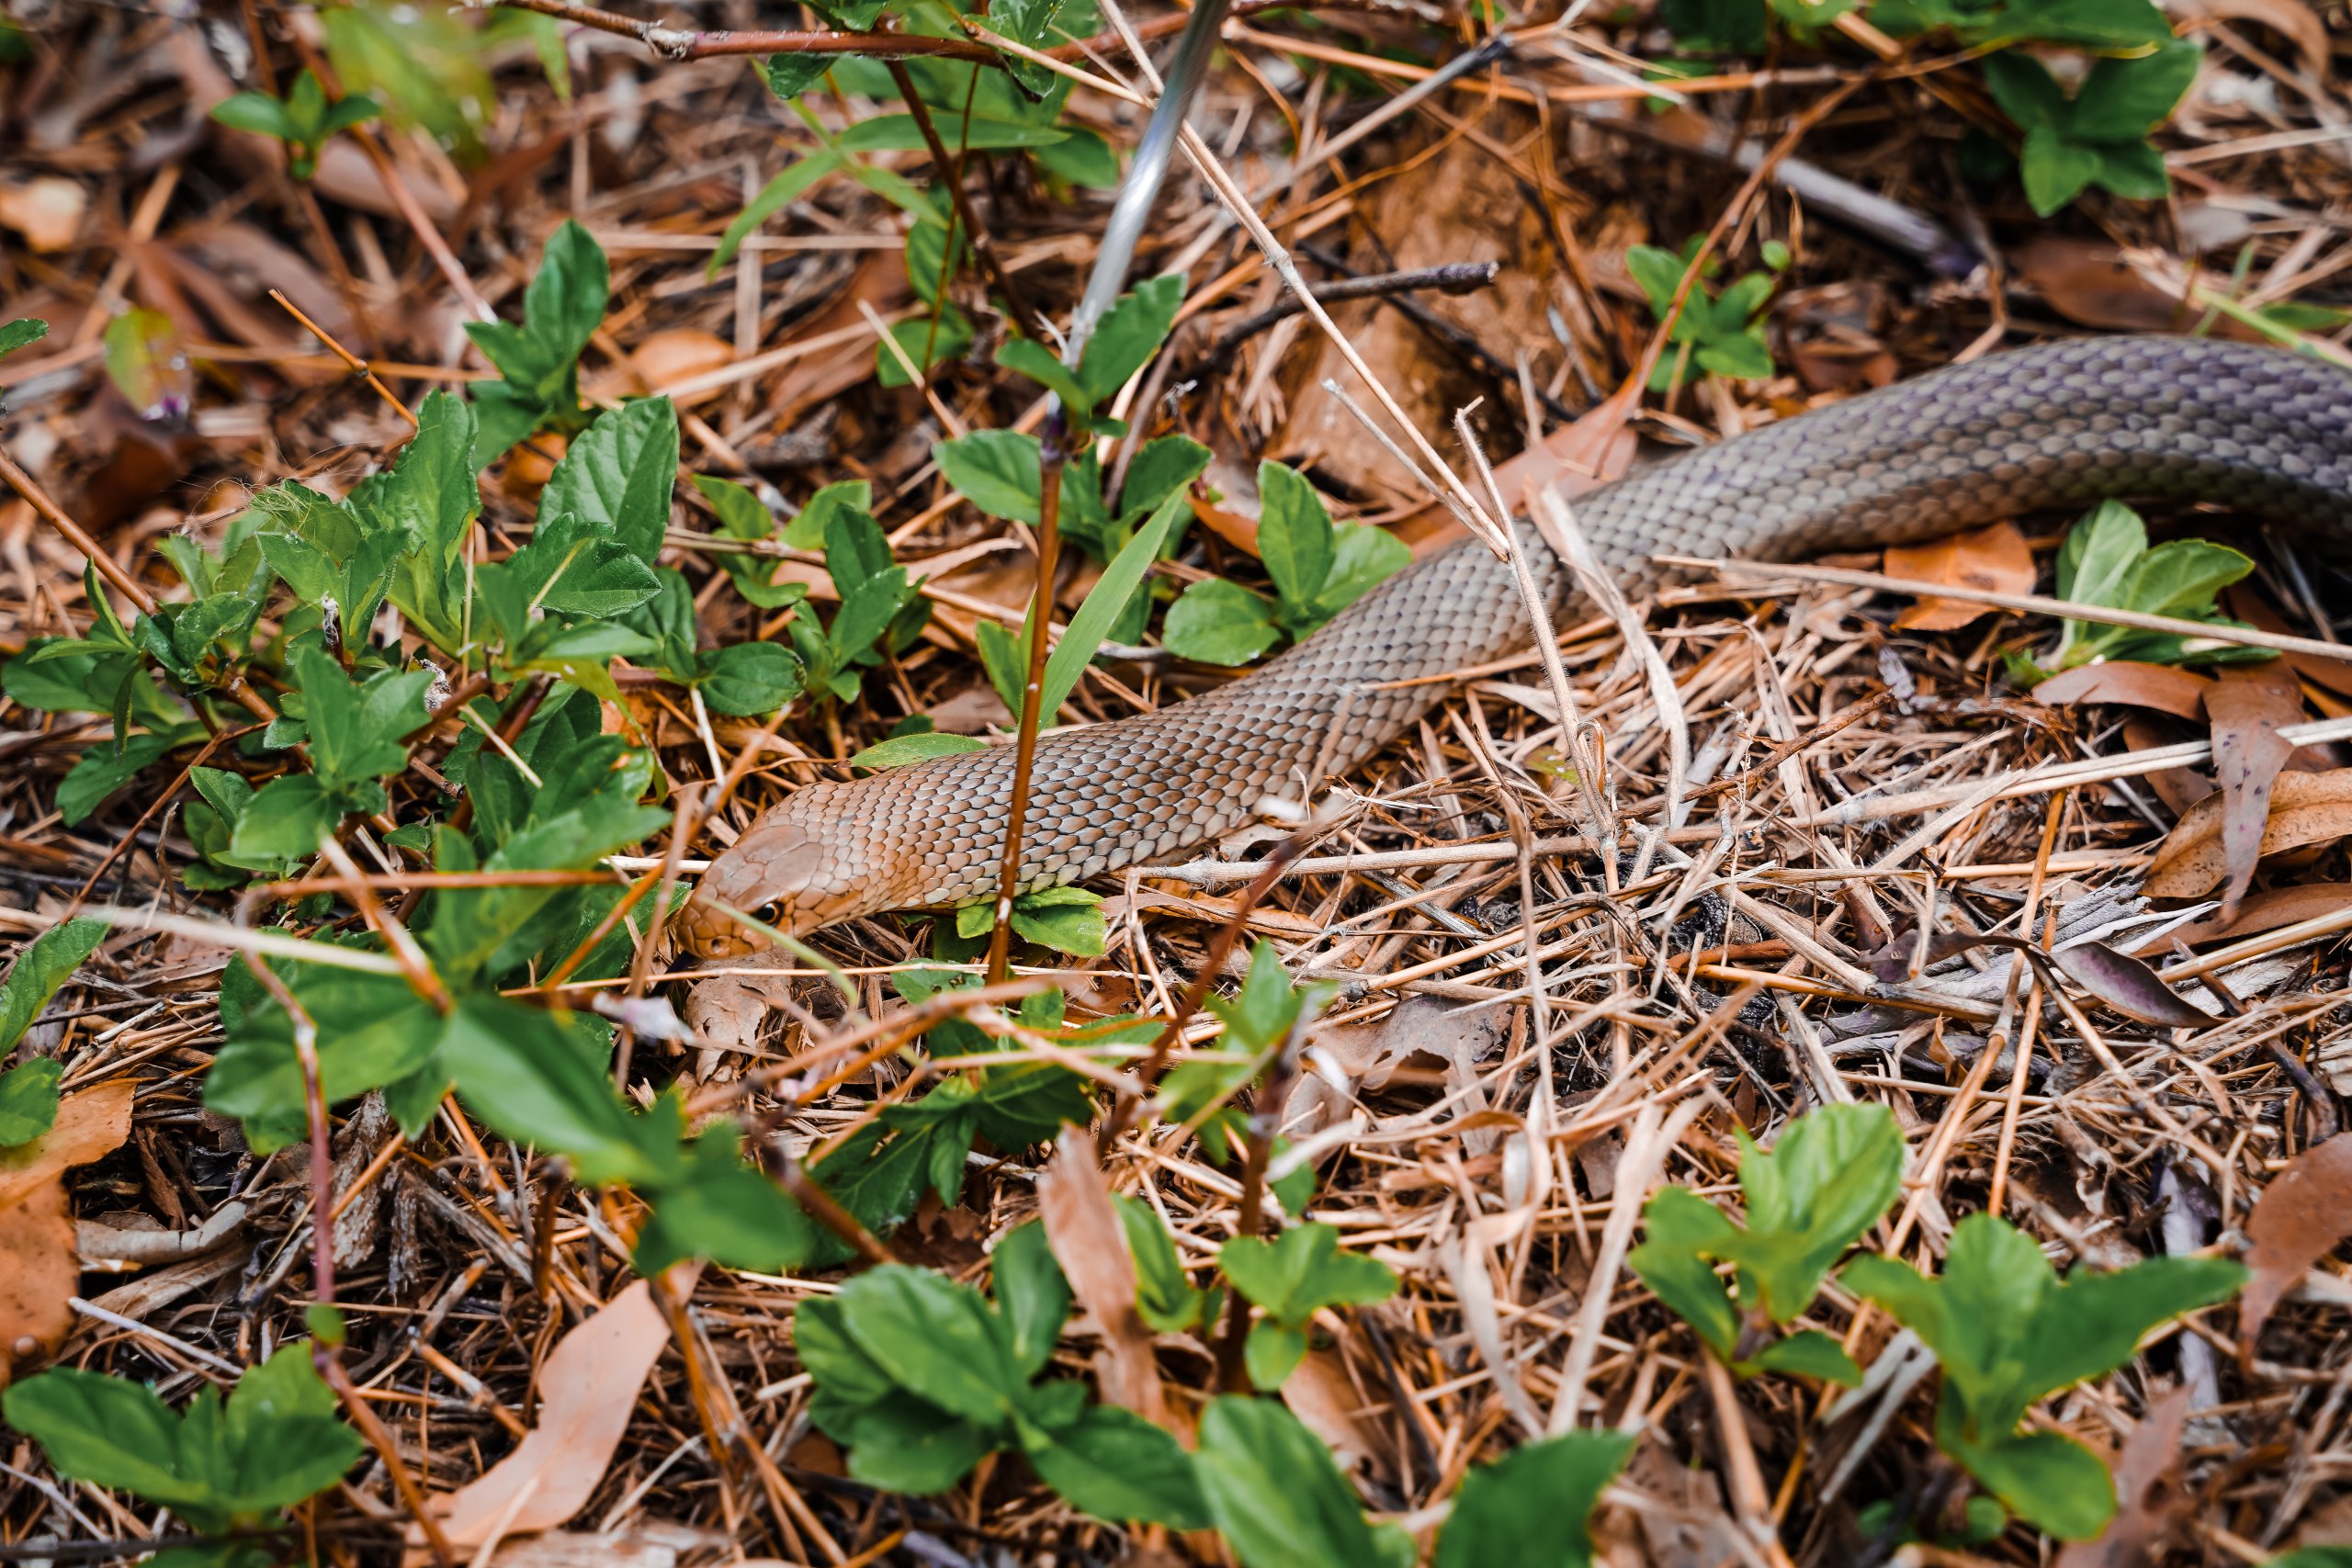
[424,1280,672,1548]
[2054,1384,2189,1568]
[2144,768,2352,899]
[0,178,87,253]
[2033,662,2214,720]
[1,1079,135,1384]
[2206,662,2308,915]
[2139,882,2352,951]
[1887,520,2034,631]
[1279,1349,1390,1480]
[1035,1128,1170,1430]
[2015,240,2195,334]
[2227,586,2352,699]
[2170,0,2326,75]
[2238,1134,2352,1357]
[627,330,735,406]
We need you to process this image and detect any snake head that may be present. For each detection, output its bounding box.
[678,807,868,959]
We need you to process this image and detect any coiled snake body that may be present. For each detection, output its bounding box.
[681,335,2352,955]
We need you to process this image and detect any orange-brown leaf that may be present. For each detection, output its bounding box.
[424,1280,672,1547]
[1887,520,2034,631]
[2143,768,2352,900]
[2207,662,2309,916]
[1036,1127,1171,1431]
[2033,662,2213,720]
[0,1080,134,1384]
[2240,1134,2352,1357]
[2138,882,2352,951]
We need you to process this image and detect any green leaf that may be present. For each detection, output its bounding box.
[1,1369,217,1517]
[1219,1223,1397,1326]
[631,1125,822,1275]
[1629,1186,1742,1360]
[997,337,1094,416]
[0,919,107,1055]
[851,731,989,769]
[1119,434,1213,523]
[1713,1103,1905,1324]
[2067,39,2198,141]
[0,1057,62,1146]
[2056,500,2146,604]
[226,774,342,865]
[2019,123,2103,215]
[695,641,803,716]
[1030,487,1188,721]
[205,959,445,1149]
[1078,275,1183,405]
[838,1395,999,1494]
[1009,885,1106,955]
[838,113,1069,152]
[1305,524,1411,626]
[1661,0,1768,50]
[439,997,659,1187]
[935,429,1043,524]
[218,1345,364,1514]
[1195,1395,1390,1568]
[541,397,680,566]
[0,318,50,359]
[209,91,301,141]
[1021,1404,1210,1528]
[1244,1320,1308,1390]
[761,53,837,99]
[1746,1329,1862,1385]
[992,1220,1072,1379]
[712,148,846,275]
[1164,578,1282,666]
[832,1264,1027,1425]
[2120,539,2253,620]
[1943,1419,2117,1540]
[1204,940,1332,1054]
[1435,1429,1634,1568]
[1696,332,1775,380]
[1982,50,2067,130]
[1255,461,1335,614]
[1117,1196,1214,1332]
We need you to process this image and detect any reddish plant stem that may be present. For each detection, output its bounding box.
[983,440,1066,985]
[883,62,1047,342]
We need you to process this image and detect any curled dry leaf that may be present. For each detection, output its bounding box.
[2051,941,2218,1028]
[628,329,735,405]
[2138,882,2352,951]
[2206,662,2308,917]
[1036,1127,1170,1430]
[2033,662,2213,721]
[2238,1134,2352,1357]
[1886,519,2034,632]
[2144,768,2352,900]
[2053,1384,2190,1568]
[0,1079,135,1385]
[424,1279,672,1548]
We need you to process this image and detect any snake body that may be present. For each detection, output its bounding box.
[681,335,2352,955]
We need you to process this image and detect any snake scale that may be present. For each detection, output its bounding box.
[680,334,2352,956]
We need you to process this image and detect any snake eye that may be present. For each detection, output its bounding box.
[753,901,784,927]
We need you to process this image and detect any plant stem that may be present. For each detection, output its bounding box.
[984,437,1065,985]
[883,61,1046,342]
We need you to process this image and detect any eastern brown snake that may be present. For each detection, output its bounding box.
[681,334,2352,956]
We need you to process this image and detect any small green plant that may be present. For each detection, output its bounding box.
[1434,1429,1635,1568]
[208,68,380,179]
[464,219,607,464]
[2011,500,2266,679]
[1981,39,2198,215]
[3,1346,364,1568]
[1845,1212,2245,1540]
[1630,1101,1903,1384]
[797,1223,1209,1523]
[0,919,106,1147]
[0,317,49,409]
[1625,236,1785,392]
[1161,461,1410,666]
[1220,1222,1398,1389]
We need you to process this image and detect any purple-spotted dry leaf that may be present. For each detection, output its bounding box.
[2051,941,2218,1028]
[2032,662,2213,721]
[2240,1134,2352,1357]
[2205,662,2306,918]
[2145,768,2352,900]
